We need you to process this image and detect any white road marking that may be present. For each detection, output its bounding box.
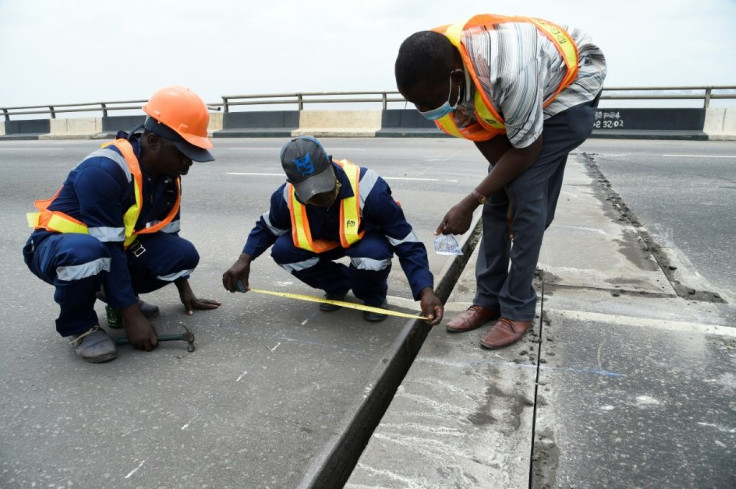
[384,177,458,182]
[590,153,735,159]
[224,172,457,182]
[0,147,58,151]
[221,147,367,151]
[662,154,735,158]
[549,308,736,337]
[226,172,282,176]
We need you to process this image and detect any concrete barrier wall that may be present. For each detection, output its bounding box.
[294,110,383,137]
[4,119,50,137]
[3,108,735,140]
[704,108,736,139]
[50,117,102,137]
[215,111,299,137]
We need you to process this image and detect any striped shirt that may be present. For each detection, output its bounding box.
[454,20,607,148]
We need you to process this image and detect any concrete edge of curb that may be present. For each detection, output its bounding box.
[296,213,483,489]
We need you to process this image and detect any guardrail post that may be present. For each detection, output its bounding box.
[222,96,229,113]
[298,93,303,111]
[49,106,56,119]
[704,87,712,109]
[2,108,8,122]
[101,103,108,117]
[382,92,387,110]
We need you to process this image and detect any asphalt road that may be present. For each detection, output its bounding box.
[579,139,736,297]
[1,136,734,488]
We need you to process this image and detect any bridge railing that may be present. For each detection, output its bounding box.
[3,86,736,121]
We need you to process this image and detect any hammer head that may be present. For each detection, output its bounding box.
[178,323,196,352]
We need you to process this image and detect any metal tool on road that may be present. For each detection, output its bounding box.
[237,281,428,321]
[114,323,196,352]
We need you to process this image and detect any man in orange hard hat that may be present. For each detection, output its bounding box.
[23,85,221,363]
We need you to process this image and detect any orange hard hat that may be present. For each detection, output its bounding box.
[142,85,213,150]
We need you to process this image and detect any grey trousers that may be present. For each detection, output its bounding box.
[474,95,600,320]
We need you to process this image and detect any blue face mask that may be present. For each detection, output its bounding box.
[419,75,459,121]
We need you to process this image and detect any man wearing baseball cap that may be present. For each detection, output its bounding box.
[23,86,221,363]
[222,135,443,325]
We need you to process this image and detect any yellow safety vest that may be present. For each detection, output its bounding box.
[287,159,364,253]
[26,139,181,248]
[432,14,580,141]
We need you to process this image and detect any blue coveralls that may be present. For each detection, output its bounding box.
[243,163,433,307]
[22,132,199,337]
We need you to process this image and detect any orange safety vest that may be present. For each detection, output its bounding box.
[287,159,365,253]
[432,14,580,141]
[26,139,181,248]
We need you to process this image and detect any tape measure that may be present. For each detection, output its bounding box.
[238,282,427,320]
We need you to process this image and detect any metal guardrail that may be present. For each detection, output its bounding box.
[2,86,736,121]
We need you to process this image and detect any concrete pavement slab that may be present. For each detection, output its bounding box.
[347,241,540,488]
[534,304,736,488]
[347,153,736,488]
[539,153,675,296]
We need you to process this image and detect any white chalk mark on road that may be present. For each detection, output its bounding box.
[181,412,200,430]
[125,460,146,479]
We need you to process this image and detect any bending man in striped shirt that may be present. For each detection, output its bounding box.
[395,14,606,349]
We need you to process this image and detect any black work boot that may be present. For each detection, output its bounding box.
[362,301,388,322]
[319,290,349,312]
[96,289,159,318]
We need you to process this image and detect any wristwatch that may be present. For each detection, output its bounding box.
[472,189,488,205]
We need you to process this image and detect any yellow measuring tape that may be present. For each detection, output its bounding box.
[243,286,428,320]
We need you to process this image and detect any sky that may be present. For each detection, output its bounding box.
[1,0,735,108]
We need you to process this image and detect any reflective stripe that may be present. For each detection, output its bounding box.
[262,212,288,236]
[161,220,180,234]
[88,226,125,242]
[350,257,392,271]
[280,257,319,273]
[56,257,110,281]
[45,213,88,234]
[387,230,420,247]
[157,268,193,282]
[81,148,132,183]
[358,169,378,208]
[145,220,181,234]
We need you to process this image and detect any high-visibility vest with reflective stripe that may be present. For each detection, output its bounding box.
[287,159,365,253]
[26,139,181,248]
[432,14,580,141]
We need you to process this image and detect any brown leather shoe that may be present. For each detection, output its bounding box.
[446,305,500,333]
[480,318,533,349]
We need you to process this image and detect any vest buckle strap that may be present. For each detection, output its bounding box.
[129,242,146,258]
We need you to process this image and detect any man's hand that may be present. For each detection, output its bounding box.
[121,304,158,351]
[222,253,253,293]
[419,287,444,326]
[175,279,221,316]
[435,195,478,236]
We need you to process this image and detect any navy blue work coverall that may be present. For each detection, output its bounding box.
[243,162,434,307]
[22,132,199,337]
